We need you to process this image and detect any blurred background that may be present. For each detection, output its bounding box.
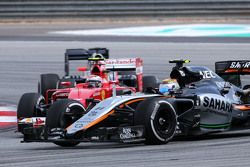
[1,0,250,22]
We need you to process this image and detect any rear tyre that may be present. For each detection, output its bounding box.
[46,99,86,147]
[39,73,59,98]
[243,85,250,90]
[143,76,158,92]
[242,85,250,103]
[17,93,45,133]
[134,98,177,145]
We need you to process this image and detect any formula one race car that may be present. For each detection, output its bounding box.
[22,60,250,147]
[17,48,157,133]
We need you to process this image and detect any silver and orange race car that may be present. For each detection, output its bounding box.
[21,60,250,147]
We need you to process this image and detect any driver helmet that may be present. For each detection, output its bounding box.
[92,53,104,59]
[86,75,102,88]
[159,78,180,95]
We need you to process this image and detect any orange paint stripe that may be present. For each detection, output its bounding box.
[66,110,115,131]
[119,98,145,108]
[225,69,250,73]
[242,69,250,72]
[83,110,115,130]
[234,105,250,111]
[68,98,149,131]
[125,98,145,105]
[81,98,145,130]
[225,69,238,73]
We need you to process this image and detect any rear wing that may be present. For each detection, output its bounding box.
[65,48,109,76]
[215,60,250,87]
[105,58,143,74]
[215,60,250,74]
[105,58,143,92]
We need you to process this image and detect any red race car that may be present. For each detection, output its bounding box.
[17,48,157,133]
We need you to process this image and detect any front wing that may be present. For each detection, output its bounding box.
[22,125,145,144]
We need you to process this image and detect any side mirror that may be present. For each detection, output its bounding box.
[60,81,72,87]
[221,88,230,95]
[122,89,133,95]
[221,82,231,95]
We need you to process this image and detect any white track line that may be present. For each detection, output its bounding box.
[0,116,16,122]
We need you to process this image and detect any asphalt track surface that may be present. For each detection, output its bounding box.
[1,23,250,167]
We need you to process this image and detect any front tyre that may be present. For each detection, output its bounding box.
[135,98,177,145]
[46,99,86,147]
[17,93,45,133]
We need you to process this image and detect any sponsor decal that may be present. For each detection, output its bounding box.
[19,117,46,125]
[203,96,232,113]
[34,118,45,126]
[179,70,185,77]
[105,58,136,65]
[19,118,32,123]
[88,110,98,117]
[215,81,225,88]
[119,127,136,140]
[75,123,83,128]
[104,58,139,70]
[199,70,216,79]
[229,61,250,69]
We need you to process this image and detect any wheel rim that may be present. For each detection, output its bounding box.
[153,108,176,139]
[60,103,85,128]
[34,96,45,117]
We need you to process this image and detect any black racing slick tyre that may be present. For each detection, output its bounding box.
[39,73,59,98]
[143,76,158,92]
[17,93,45,118]
[242,85,250,103]
[17,93,45,133]
[135,98,177,145]
[46,99,86,147]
